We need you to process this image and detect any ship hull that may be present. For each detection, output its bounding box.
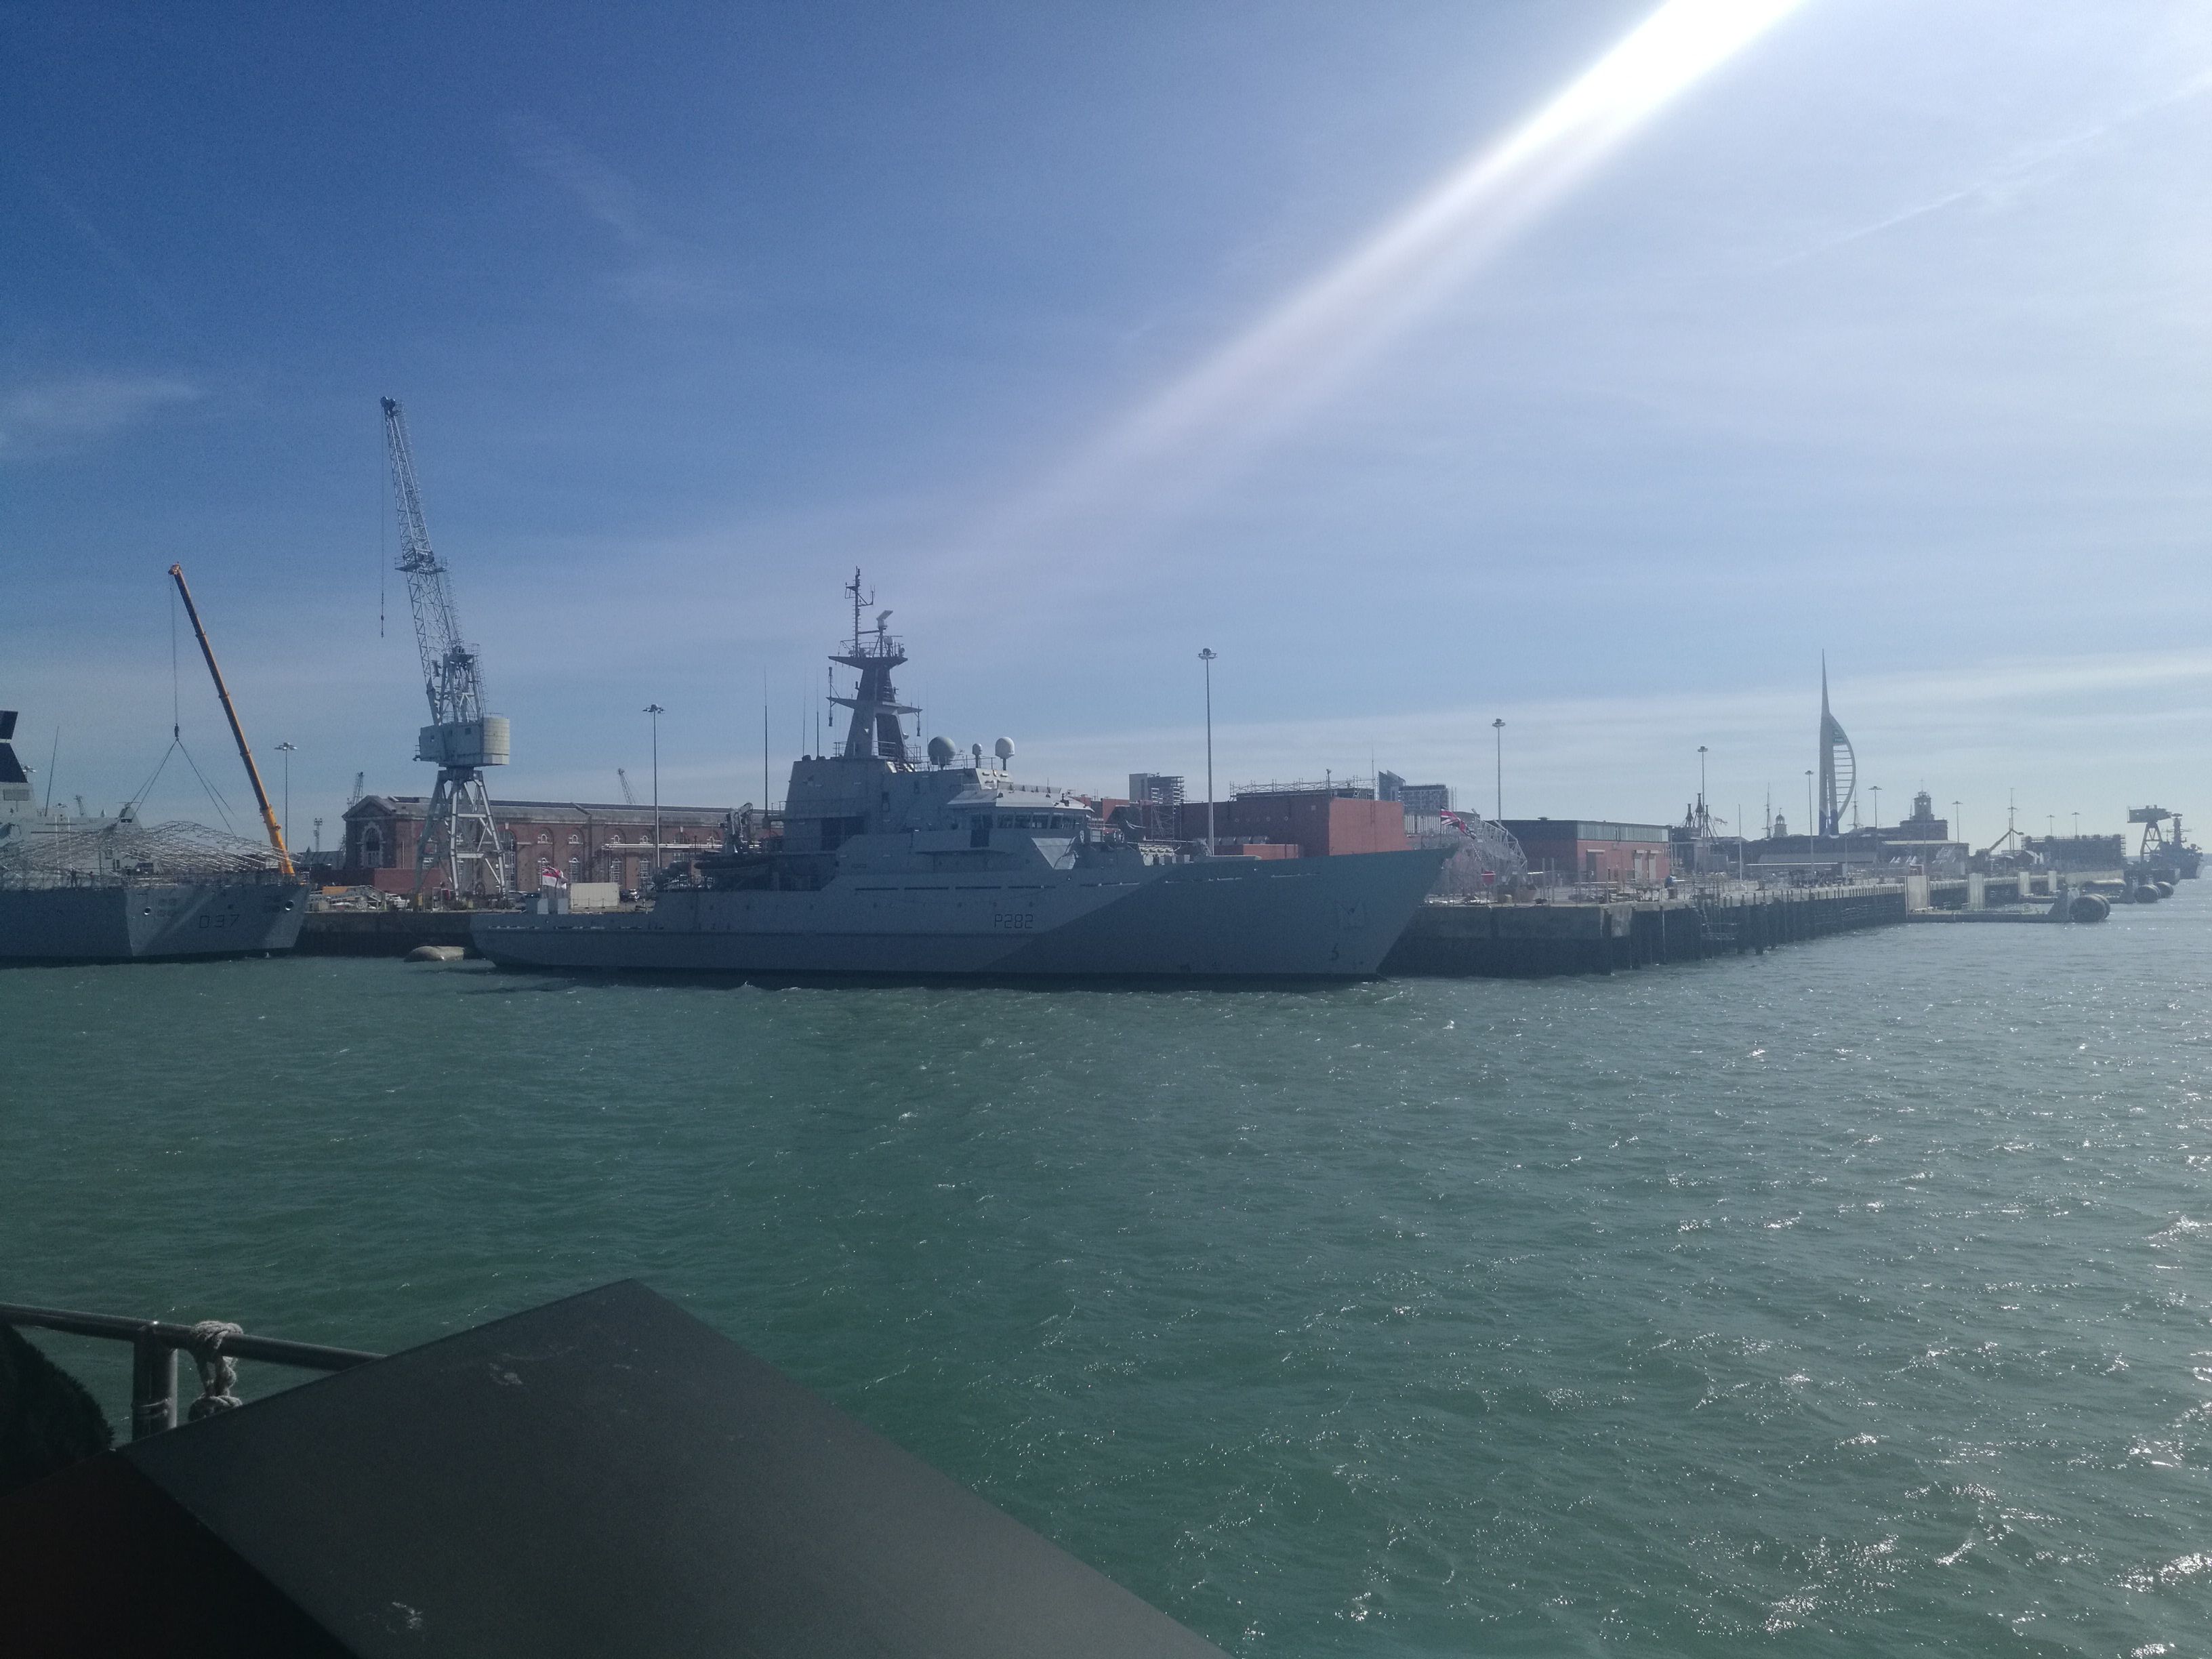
[472,849,1445,980]
[0,881,308,962]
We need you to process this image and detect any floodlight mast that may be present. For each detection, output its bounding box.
[381,397,510,902]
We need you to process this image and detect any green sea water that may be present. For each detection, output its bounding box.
[7,899,2211,1654]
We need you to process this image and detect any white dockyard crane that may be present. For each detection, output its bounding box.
[382,396,511,901]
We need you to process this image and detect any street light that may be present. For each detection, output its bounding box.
[1869,784,1881,830]
[644,704,664,874]
[1198,650,1216,855]
[275,741,296,852]
[1694,745,1708,874]
[1952,800,1962,852]
[1805,769,1815,865]
[2072,811,2081,837]
[1492,718,1504,820]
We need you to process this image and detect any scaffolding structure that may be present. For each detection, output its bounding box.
[0,819,292,889]
[1427,809,1528,894]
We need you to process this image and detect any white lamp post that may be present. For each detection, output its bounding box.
[1197,650,1216,855]
[275,741,296,851]
[644,704,664,872]
[1492,718,1504,819]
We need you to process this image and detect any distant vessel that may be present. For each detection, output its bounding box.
[2131,807,2201,881]
[0,705,305,964]
[475,577,1445,979]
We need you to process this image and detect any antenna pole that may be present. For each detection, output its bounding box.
[168,564,293,875]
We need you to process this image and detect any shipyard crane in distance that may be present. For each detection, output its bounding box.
[167,564,294,877]
[617,768,638,806]
[382,397,510,901]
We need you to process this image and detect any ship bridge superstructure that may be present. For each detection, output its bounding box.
[0,710,30,827]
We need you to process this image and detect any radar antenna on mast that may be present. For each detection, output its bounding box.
[382,396,510,901]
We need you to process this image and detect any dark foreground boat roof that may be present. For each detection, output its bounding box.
[0,1279,1225,1658]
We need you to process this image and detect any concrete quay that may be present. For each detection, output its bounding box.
[298,909,478,957]
[1386,882,1910,978]
[297,871,2092,972]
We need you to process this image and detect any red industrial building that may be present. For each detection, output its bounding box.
[1175,787,1409,858]
[1500,819,1672,885]
[340,796,728,895]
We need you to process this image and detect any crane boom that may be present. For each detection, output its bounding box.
[382,397,487,726]
[167,563,294,876]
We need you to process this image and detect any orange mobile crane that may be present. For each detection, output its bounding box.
[167,562,294,877]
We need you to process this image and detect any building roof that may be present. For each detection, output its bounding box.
[346,795,730,825]
[1499,819,1671,842]
[1231,782,1376,800]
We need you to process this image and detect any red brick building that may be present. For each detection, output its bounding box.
[1176,788,1409,857]
[1500,819,1672,885]
[340,796,729,895]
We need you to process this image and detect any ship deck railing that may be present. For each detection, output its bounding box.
[0,1299,381,1441]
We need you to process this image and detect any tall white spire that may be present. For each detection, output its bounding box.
[1817,653,1856,837]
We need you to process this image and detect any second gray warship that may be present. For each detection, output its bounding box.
[475,580,1444,979]
[0,709,306,964]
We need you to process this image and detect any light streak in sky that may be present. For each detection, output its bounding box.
[992,0,1806,546]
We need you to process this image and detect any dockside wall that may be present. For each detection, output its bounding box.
[1383,884,1912,978]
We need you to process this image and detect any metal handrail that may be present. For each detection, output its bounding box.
[0,1300,381,1441]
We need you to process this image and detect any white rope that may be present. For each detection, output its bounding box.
[185,1320,245,1420]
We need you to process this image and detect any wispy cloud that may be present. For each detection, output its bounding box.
[30,172,184,323]
[1781,70,2212,266]
[505,114,733,315]
[0,373,201,460]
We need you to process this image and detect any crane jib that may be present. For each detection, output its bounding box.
[165,563,295,878]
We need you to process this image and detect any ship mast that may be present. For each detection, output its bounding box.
[827,569,918,763]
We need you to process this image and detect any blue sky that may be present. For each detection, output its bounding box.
[5,1,2211,851]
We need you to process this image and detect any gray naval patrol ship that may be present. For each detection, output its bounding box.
[0,710,306,963]
[475,581,1445,979]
